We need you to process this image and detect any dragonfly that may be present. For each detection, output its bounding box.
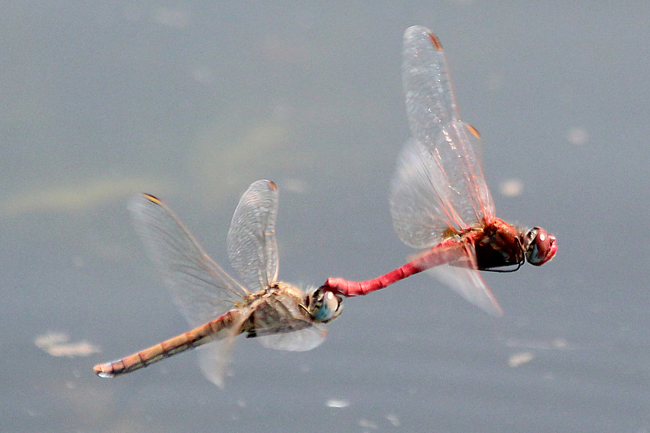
[93,180,343,387]
[322,26,557,316]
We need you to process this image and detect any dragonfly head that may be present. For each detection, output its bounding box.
[523,227,557,266]
[307,287,343,323]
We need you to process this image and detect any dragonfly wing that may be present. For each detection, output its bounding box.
[256,324,327,351]
[425,241,503,317]
[227,180,280,292]
[197,311,249,388]
[400,25,494,231]
[129,194,248,327]
[197,339,234,389]
[390,138,460,248]
[198,320,325,388]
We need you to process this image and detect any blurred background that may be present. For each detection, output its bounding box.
[2,2,649,432]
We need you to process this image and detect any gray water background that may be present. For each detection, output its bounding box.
[2,2,649,432]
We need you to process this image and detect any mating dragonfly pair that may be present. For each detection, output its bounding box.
[94,26,557,387]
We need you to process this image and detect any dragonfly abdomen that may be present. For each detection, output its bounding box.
[93,310,241,378]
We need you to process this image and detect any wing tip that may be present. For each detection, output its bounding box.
[404,26,442,51]
[465,123,480,139]
[428,33,443,51]
[142,193,163,205]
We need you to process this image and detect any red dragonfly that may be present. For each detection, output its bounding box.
[323,26,557,316]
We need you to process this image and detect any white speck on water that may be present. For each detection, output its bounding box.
[35,332,100,358]
[508,351,534,367]
[567,127,588,145]
[386,413,401,426]
[358,418,378,430]
[499,178,524,197]
[326,399,350,408]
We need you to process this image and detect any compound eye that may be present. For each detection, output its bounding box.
[310,289,343,323]
[525,227,557,266]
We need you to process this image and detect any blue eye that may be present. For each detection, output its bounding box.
[310,289,343,323]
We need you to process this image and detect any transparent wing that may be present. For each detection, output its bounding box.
[257,325,327,351]
[198,301,325,388]
[390,138,458,248]
[198,311,249,388]
[129,194,248,327]
[400,25,494,232]
[198,339,234,389]
[227,180,279,292]
[425,241,503,317]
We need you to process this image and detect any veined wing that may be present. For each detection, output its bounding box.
[399,25,494,234]
[130,194,248,327]
[426,241,503,317]
[227,180,280,292]
[199,289,326,387]
[257,325,326,351]
[400,238,503,316]
[198,310,250,388]
[404,233,503,316]
[390,138,456,248]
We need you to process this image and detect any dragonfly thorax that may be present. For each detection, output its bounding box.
[473,220,557,271]
[473,219,526,270]
[243,282,317,338]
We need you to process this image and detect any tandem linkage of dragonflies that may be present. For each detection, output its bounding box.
[93,25,556,388]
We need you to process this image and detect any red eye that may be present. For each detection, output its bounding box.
[525,227,557,266]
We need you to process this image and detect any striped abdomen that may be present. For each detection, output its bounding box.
[93,310,242,378]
